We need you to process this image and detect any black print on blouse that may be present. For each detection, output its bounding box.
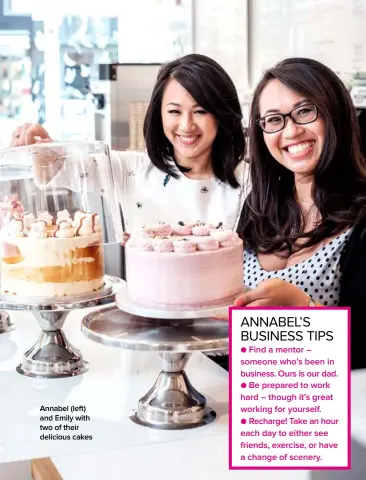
[128,170,135,176]
[244,230,351,307]
[136,202,143,209]
[201,186,209,193]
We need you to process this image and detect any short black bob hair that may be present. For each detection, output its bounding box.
[143,53,245,188]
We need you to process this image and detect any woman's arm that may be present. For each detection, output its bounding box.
[9,123,149,193]
[214,279,320,320]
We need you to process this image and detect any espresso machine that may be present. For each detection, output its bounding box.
[91,63,161,151]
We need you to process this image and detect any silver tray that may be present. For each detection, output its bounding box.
[82,305,228,352]
[0,275,123,311]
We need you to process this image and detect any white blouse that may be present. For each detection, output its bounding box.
[48,150,250,233]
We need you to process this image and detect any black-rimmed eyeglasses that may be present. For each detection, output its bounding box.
[256,103,318,134]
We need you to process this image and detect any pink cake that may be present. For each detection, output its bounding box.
[125,221,244,309]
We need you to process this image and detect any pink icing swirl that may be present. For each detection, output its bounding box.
[151,223,173,236]
[187,220,202,228]
[10,200,24,214]
[210,228,234,242]
[196,237,219,251]
[172,222,192,236]
[192,223,211,236]
[136,238,154,251]
[152,237,174,252]
[173,238,196,253]
[0,196,24,229]
[0,196,24,214]
[220,238,238,248]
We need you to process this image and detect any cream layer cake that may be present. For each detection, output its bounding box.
[125,221,243,309]
[1,209,104,298]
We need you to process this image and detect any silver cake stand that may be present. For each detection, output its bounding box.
[0,282,15,333]
[0,309,14,333]
[0,275,124,378]
[81,285,229,430]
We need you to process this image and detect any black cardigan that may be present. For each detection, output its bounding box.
[338,216,366,370]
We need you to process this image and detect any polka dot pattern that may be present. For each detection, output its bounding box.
[243,228,353,306]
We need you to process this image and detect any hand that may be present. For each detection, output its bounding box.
[234,278,309,307]
[10,124,61,175]
[120,232,130,246]
[10,123,53,147]
[212,279,310,321]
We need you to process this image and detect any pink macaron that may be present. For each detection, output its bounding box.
[173,238,197,253]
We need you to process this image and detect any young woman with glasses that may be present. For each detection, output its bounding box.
[232,57,366,370]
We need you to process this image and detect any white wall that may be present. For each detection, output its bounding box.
[193,0,366,94]
[249,0,366,88]
[193,0,249,98]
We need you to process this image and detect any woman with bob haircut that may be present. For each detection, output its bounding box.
[10,54,248,233]
[227,57,366,371]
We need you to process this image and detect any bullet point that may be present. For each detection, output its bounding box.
[241,347,246,353]
[241,383,246,388]
[241,419,246,424]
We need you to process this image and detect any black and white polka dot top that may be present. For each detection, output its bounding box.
[243,228,353,306]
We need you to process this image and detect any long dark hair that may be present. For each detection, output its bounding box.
[238,57,366,255]
[143,54,245,188]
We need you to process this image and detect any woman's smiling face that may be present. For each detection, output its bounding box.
[259,79,326,179]
[161,79,218,164]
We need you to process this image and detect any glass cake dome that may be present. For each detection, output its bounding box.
[0,141,124,301]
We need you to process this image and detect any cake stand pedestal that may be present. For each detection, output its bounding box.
[81,299,229,430]
[0,309,14,333]
[0,275,124,378]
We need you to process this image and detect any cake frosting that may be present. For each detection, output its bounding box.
[1,207,104,298]
[125,221,244,309]
[0,195,24,229]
